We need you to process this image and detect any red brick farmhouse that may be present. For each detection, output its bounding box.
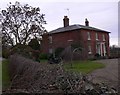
[41,16,110,59]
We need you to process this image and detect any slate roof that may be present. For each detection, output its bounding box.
[48,24,110,34]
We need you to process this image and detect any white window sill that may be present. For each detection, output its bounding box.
[88,52,92,54]
[96,39,99,41]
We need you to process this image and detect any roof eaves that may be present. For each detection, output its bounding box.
[80,26,110,33]
[48,24,110,34]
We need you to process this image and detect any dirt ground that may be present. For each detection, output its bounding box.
[88,58,119,89]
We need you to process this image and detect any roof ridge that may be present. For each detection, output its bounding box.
[49,24,110,34]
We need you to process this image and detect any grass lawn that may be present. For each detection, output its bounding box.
[40,59,48,63]
[1,59,10,89]
[64,60,105,74]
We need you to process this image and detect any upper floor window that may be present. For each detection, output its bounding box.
[103,34,105,41]
[49,36,52,43]
[87,32,91,40]
[96,33,98,40]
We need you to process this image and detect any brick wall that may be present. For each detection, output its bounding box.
[41,29,110,59]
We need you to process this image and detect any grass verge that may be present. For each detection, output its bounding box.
[2,59,10,89]
[40,59,48,63]
[64,60,105,74]
[0,60,2,91]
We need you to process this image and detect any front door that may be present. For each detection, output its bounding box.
[96,42,106,57]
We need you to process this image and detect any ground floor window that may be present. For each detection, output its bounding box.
[88,45,92,54]
[49,48,53,54]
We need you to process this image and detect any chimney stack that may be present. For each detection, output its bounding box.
[85,18,89,26]
[63,16,69,27]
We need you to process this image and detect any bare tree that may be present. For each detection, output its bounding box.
[0,1,47,46]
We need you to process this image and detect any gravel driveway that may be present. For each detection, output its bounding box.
[88,58,118,88]
[0,57,2,61]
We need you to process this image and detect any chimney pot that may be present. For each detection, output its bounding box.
[63,16,69,27]
[85,18,89,26]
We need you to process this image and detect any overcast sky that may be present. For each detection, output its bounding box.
[0,0,119,46]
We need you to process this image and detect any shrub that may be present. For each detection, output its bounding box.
[10,44,41,61]
[28,38,40,50]
[39,53,48,59]
[10,44,27,55]
[94,53,101,60]
[94,53,100,58]
[2,49,10,58]
[55,47,64,57]
[6,54,118,94]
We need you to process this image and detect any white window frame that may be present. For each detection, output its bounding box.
[103,34,105,41]
[88,45,92,54]
[96,44,100,55]
[87,32,91,40]
[96,33,98,40]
